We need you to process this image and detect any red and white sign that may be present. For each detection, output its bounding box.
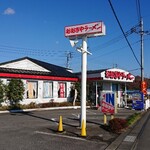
[65,21,106,39]
[101,92,115,114]
[59,83,65,98]
[101,68,135,82]
[101,101,115,114]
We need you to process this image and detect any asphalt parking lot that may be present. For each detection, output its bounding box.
[0,108,139,150]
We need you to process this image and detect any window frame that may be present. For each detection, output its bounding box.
[43,81,53,98]
[26,80,38,99]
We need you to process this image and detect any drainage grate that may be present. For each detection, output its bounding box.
[123,135,136,142]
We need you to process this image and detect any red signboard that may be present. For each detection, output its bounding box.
[141,81,147,95]
[101,101,115,114]
[65,21,105,39]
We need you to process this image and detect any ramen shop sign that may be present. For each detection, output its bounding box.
[101,69,135,82]
[105,71,134,80]
[65,21,106,39]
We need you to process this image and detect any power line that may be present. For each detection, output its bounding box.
[91,24,139,52]
[89,40,140,61]
[0,44,66,57]
[108,0,141,67]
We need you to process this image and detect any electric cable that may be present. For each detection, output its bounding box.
[108,0,141,67]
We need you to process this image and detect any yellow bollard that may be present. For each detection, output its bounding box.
[58,116,63,132]
[104,114,107,125]
[81,119,86,137]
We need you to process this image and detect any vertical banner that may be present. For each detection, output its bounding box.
[59,83,65,98]
[101,92,115,114]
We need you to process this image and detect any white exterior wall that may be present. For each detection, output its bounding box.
[1,78,72,105]
[102,82,111,92]
[101,82,122,107]
[114,84,121,107]
[0,59,49,72]
[53,81,58,99]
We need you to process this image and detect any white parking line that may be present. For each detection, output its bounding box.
[72,113,80,118]
[51,118,58,125]
[35,131,86,141]
[86,110,97,115]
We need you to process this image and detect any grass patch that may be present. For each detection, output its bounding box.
[126,112,142,127]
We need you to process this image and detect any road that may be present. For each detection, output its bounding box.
[134,112,150,150]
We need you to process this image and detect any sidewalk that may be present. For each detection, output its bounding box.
[105,109,150,150]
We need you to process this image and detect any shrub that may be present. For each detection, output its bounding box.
[6,79,25,106]
[0,80,6,106]
[108,118,128,133]
[59,102,72,107]
[27,102,37,109]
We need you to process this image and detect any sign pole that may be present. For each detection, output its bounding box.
[65,21,106,130]
[124,83,127,107]
[81,36,87,128]
[95,81,98,107]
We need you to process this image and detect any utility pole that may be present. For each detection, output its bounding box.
[140,17,144,82]
[134,17,149,83]
[66,52,73,69]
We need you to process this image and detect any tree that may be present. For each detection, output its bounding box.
[0,80,6,106]
[126,76,150,91]
[6,79,25,106]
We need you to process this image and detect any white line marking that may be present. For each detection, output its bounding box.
[123,135,136,142]
[72,113,80,118]
[86,110,97,114]
[35,131,86,141]
[51,118,58,125]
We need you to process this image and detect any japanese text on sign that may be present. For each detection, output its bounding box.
[65,21,105,38]
[105,71,134,80]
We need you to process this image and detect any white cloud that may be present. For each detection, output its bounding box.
[3,8,15,15]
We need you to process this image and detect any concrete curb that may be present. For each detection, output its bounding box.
[105,109,150,150]
[0,106,91,114]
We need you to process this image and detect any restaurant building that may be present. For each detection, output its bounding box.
[0,57,78,105]
[76,68,135,107]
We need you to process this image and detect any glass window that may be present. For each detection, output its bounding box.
[58,82,66,98]
[26,81,38,99]
[43,81,53,98]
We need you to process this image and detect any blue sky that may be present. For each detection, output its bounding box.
[0,0,150,77]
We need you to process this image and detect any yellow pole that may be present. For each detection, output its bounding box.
[81,119,86,137]
[104,114,107,125]
[58,116,63,132]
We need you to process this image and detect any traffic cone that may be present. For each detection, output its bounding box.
[58,116,63,132]
[81,119,86,137]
